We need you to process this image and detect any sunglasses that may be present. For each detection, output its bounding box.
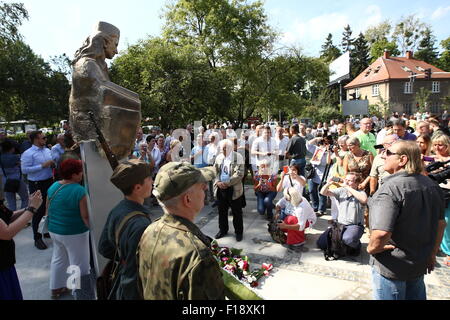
[385,149,399,157]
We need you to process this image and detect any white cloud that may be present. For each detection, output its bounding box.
[280,12,349,46]
[363,5,383,29]
[431,6,450,20]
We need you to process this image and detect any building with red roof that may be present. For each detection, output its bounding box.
[344,51,450,115]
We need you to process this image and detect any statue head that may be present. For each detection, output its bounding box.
[73,21,120,63]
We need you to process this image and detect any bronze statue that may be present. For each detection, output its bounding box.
[69,21,141,160]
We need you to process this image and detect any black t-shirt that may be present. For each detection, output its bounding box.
[286,135,307,159]
[0,201,15,271]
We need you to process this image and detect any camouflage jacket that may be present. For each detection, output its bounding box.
[138,213,225,300]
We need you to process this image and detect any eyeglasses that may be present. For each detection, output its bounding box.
[385,149,399,157]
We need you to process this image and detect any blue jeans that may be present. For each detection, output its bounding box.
[308,180,327,213]
[342,225,364,249]
[290,158,306,177]
[371,268,426,300]
[255,191,277,218]
[2,178,29,211]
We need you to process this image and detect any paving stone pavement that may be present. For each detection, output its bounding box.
[13,187,450,300]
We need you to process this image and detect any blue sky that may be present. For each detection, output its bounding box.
[7,0,450,61]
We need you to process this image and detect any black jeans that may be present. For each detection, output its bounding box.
[28,178,53,240]
[217,187,243,235]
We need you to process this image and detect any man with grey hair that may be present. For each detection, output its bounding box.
[51,133,66,165]
[214,139,245,241]
[414,120,431,137]
[138,162,225,300]
[368,140,446,300]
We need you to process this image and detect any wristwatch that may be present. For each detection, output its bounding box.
[25,206,38,214]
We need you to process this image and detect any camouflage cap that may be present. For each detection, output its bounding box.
[110,159,152,191]
[153,162,216,201]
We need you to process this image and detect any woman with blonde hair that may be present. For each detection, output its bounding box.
[275,187,316,247]
[431,133,450,266]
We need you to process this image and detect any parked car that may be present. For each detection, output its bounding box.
[40,127,54,134]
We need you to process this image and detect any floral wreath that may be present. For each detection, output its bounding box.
[210,240,273,289]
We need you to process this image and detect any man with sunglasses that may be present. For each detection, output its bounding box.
[369,134,399,196]
[367,140,447,300]
[20,131,55,250]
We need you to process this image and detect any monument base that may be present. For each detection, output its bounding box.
[80,140,123,275]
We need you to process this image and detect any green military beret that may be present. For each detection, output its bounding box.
[153,162,216,201]
[110,159,152,191]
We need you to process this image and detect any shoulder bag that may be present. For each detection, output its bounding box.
[96,211,149,300]
[40,183,67,235]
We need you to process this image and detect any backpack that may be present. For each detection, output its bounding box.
[96,211,148,300]
[267,219,287,244]
[304,162,315,180]
[324,221,348,261]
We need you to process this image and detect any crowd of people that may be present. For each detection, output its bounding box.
[0,111,449,301]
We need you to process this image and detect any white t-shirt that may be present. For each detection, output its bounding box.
[276,197,316,231]
[220,157,232,182]
[205,143,218,165]
[376,128,387,145]
[251,136,279,166]
[281,175,305,196]
[276,136,290,156]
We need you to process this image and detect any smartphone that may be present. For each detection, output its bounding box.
[423,156,435,162]
[283,166,289,174]
[331,177,341,183]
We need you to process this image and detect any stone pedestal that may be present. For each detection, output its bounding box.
[80,140,123,274]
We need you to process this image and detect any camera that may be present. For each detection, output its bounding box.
[426,160,450,184]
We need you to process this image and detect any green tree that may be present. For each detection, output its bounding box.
[437,37,450,72]
[375,96,392,120]
[364,20,400,62]
[369,38,400,62]
[351,32,370,78]
[341,24,354,53]
[393,15,428,55]
[161,0,284,127]
[111,38,232,130]
[320,33,341,63]
[414,28,439,64]
[364,20,392,44]
[415,87,431,113]
[0,39,70,123]
[0,1,28,42]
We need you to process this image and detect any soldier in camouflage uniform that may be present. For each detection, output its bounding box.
[138,162,225,300]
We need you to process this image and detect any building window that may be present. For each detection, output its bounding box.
[431,101,440,113]
[355,88,360,98]
[403,103,412,114]
[404,82,413,94]
[432,81,440,93]
[372,84,379,96]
